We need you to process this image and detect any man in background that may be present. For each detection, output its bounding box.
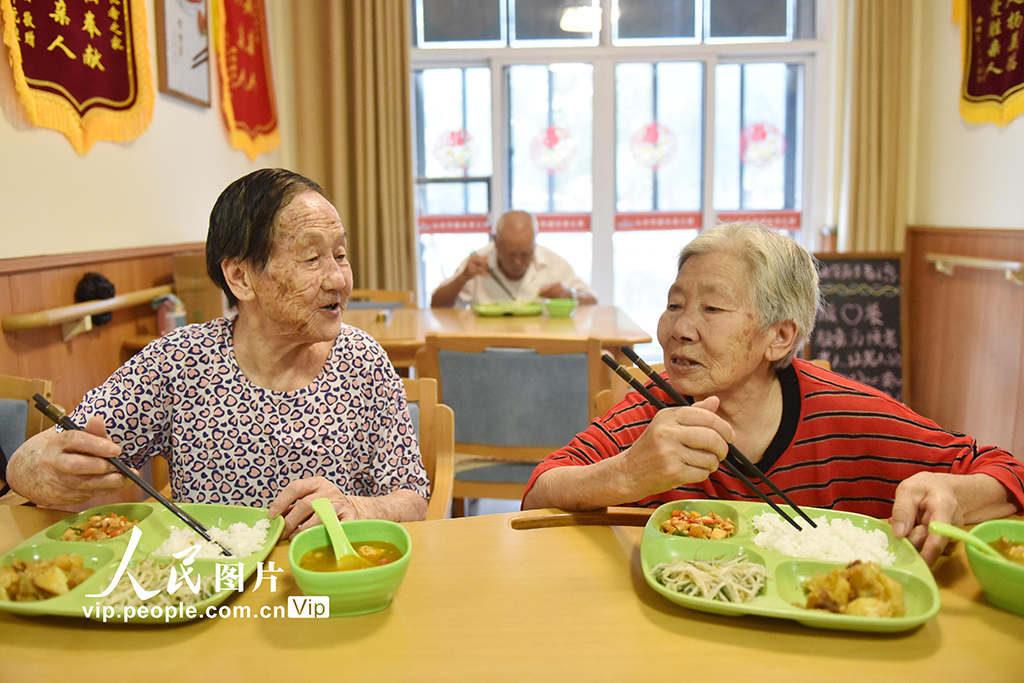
[430,210,597,308]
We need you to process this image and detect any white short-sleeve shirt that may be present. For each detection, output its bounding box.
[440,243,595,307]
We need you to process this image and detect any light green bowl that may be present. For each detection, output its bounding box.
[289,519,411,617]
[965,519,1024,616]
[546,298,578,318]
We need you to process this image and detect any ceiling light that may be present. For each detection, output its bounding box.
[559,5,601,33]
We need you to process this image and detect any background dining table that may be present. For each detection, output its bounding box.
[340,304,652,369]
[0,504,1020,682]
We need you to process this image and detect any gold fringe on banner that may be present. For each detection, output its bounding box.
[0,0,154,155]
[954,0,1024,127]
[213,0,279,161]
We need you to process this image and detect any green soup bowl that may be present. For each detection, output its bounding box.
[289,519,412,617]
[546,298,578,318]
[964,519,1024,616]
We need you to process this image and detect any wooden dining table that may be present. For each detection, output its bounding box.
[1,505,1020,682]
[341,304,652,369]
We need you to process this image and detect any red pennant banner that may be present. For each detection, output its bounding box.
[956,0,1024,126]
[0,0,154,154]
[214,0,278,159]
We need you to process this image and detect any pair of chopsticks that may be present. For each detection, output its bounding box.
[32,394,232,556]
[602,349,816,532]
[485,265,517,301]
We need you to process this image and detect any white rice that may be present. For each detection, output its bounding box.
[153,519,271,559]
[751,513,895,566]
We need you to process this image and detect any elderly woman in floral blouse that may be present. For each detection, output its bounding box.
[8,169,429,538]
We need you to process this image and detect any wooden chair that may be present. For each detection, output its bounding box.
[0,374,54,504]
[347,289,416,310]
[417,334,604,516]
[595,362,665,417]
[402,377,454,521]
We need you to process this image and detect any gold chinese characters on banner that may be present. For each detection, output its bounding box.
[214,0,278,160]
[0,0,154,154]
[955,0,1024,126]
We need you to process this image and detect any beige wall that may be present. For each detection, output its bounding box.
[909,0,1024,230]
[0,1,295,260]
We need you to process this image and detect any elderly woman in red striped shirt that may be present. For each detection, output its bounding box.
[523,223,1023,565]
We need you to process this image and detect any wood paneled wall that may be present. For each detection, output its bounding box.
[0,244,204,411]
[0,244,203,508]
[906,226,1024,458]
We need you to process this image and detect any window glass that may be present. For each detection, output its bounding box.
[419,233,492,305]
[414,67,495,304]
[706,0,788,40]
[510,0,599,45]
[613,229,699,363]
[613,0,697,44]
[416,0,505,47]
[615,62,703,212]
[713,61,802,236]
[508,63,594,213]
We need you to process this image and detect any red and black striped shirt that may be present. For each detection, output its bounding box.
[524,359,1024,518]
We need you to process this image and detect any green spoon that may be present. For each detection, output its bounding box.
[928,521,1004,561]
[310,497,372,569]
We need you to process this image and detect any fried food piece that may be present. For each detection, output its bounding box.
[801,560,905,617]
[0,555,95,602]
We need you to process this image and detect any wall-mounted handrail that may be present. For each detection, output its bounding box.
[1,285,173,333]
[925,253,1024,286]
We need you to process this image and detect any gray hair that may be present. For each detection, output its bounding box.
[677,223,821,370]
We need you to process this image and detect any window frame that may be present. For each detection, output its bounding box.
[410,0,833,305]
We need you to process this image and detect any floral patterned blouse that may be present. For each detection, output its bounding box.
[68,318,429,508]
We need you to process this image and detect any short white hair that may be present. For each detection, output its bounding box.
[677,223,821,370]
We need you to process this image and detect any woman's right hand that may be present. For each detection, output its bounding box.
[617,397,733,499]
[6,416,131,506]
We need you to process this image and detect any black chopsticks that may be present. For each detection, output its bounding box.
[620,347,817,530]
[33,394,232,556]
[485,265,517,301]
[601,353,813,532]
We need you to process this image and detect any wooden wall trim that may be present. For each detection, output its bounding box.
[0,242,205,276]
[907,225,1024,240]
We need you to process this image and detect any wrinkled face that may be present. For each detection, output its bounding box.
[657,251,776,401]
[495,221,535,282]
[248,191,352,343]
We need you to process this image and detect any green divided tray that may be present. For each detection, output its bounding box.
[0,502,284,624]
[641,500,940,632]
[472,301,543,317]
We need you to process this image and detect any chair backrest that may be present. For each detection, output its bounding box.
[417,335,604,461]
[347,289,416,310]
[0,374,54,459]
[402,377,454,520]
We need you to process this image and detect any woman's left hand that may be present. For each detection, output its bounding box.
[268,477,363,540]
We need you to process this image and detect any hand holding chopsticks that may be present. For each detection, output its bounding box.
[602,352,814,532]
[32,394,232,556]
[485,265,517,301]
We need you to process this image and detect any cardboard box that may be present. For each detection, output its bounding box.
[173,252,228,324]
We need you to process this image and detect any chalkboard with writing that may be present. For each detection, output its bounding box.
[809,253,908,402]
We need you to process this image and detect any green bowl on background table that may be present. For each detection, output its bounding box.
[289,519,411,617]
[962,519,1024,616]
[545,298,578,318]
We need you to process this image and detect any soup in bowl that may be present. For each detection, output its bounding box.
[288,519,411,616]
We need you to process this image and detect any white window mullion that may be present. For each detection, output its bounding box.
[591,57,616,304]
[702,55,718,231]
